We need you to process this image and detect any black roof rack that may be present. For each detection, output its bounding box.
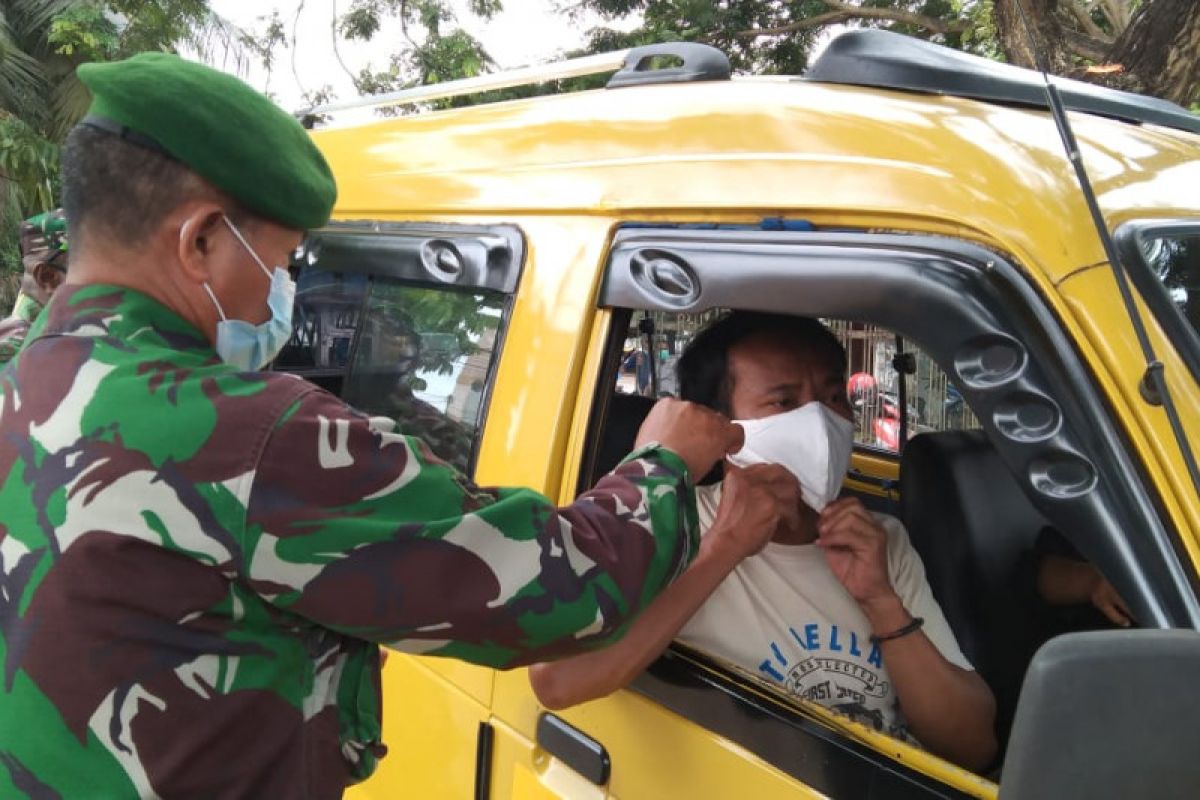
[806,29,1200,136]
[606,43,731,89]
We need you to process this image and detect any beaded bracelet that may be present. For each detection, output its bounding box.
[870,616,925,643]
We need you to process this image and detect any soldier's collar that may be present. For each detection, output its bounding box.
[31,283,215,357]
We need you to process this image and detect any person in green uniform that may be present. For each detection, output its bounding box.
[0,210,68,366]
[0,54,794,798]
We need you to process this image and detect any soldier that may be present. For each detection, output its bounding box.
[0,55,751,798]
[0,210,68,366]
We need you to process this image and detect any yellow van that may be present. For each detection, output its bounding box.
[285,29,1200,800]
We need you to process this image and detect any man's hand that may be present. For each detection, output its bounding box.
[1090,573,1134,627]
[1037,554,1136,627]
[635,398,743,480]
[705,463,802,560]
[528,466,797,711]
[816,498,895,610]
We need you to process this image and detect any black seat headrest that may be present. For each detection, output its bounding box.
[594,393,657,478]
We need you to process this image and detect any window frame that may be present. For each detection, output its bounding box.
[576,225,1200,788]
[597,226,1199,629]
[631,644,982,799]
[284,221,526,475]
[1113,218,1200,386]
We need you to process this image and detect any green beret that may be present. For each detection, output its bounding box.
[76,52,336,230]
[20,209,68,269]
[24,210,67,237]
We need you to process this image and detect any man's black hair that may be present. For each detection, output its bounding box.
[61,125,241,248]
[676,311,847,415]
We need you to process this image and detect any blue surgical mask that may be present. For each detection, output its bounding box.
[203,217,296,371]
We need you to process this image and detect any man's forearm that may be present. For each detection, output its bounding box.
[529,536,743,710]
[1036,555,1100,606]
[862,597,998,772]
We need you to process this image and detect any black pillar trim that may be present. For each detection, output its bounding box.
[474,720,494,800]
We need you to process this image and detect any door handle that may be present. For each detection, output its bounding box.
[536,713,611,786]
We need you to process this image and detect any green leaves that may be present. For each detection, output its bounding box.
[0,0,257,309]
[573,0,978,74]
[410,28,490,85]
[0,114,58,219]
[339,3,383,40]
[46,4,119,59]
[0,126,54,195]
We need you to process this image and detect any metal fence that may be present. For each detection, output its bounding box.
[622,313,980,452]
[826,320,980,452]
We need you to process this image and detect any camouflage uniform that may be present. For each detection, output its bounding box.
[0,284,698,798]
[0,294,44,367]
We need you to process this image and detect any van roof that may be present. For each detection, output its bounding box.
[313,49,1200,284]
[807,30,1200,136]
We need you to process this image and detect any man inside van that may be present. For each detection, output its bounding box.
[530,312,998,772]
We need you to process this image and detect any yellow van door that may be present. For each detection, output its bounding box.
[484,308,873,800]
[346,657,492,799]
[489,663,826,800]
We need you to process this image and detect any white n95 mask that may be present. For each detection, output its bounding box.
[726,402,855,512]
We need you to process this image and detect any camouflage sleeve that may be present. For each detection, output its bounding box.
[243,387,698,668]
[0,320,29,367]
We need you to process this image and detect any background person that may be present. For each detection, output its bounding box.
[1033,526,1135,628]
[0,209,68,365]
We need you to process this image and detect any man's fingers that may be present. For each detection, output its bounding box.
[1105,588,1135,627]
[778,503,802,531]
[1099,600,1132,627]
[725,420,745,455]
[822,497,865,515]
[738,465,802,503]
[818,498,872,528]
[817,506,877,539]
[739,462,792,482]
[814,525,875,552]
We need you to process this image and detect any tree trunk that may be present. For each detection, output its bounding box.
[994,0,1200,106]
[992,0,1078,76]
[1104,0,1200,106]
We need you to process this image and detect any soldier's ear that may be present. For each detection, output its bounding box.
[33,263,64,293]
[176,204,226,283]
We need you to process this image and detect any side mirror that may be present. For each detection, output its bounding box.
[999,629,1200,800]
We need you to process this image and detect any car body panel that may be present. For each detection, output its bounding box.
[345,656,488,800]
[315,80,1199,286]
[1058,264,1200,567]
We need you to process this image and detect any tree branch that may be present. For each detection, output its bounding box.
[1099,0,1132,31]
[735,1,968,39]
[1068,0,1112,43]
[1062,26,1114,62]
[399,0,420,49]
[291,0,309,97]
[330,0,357,85]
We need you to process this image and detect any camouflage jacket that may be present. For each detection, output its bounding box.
[0,294,43,367]
[0,285,698,799]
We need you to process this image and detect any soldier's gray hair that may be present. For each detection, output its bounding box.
[62,125,249,250]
